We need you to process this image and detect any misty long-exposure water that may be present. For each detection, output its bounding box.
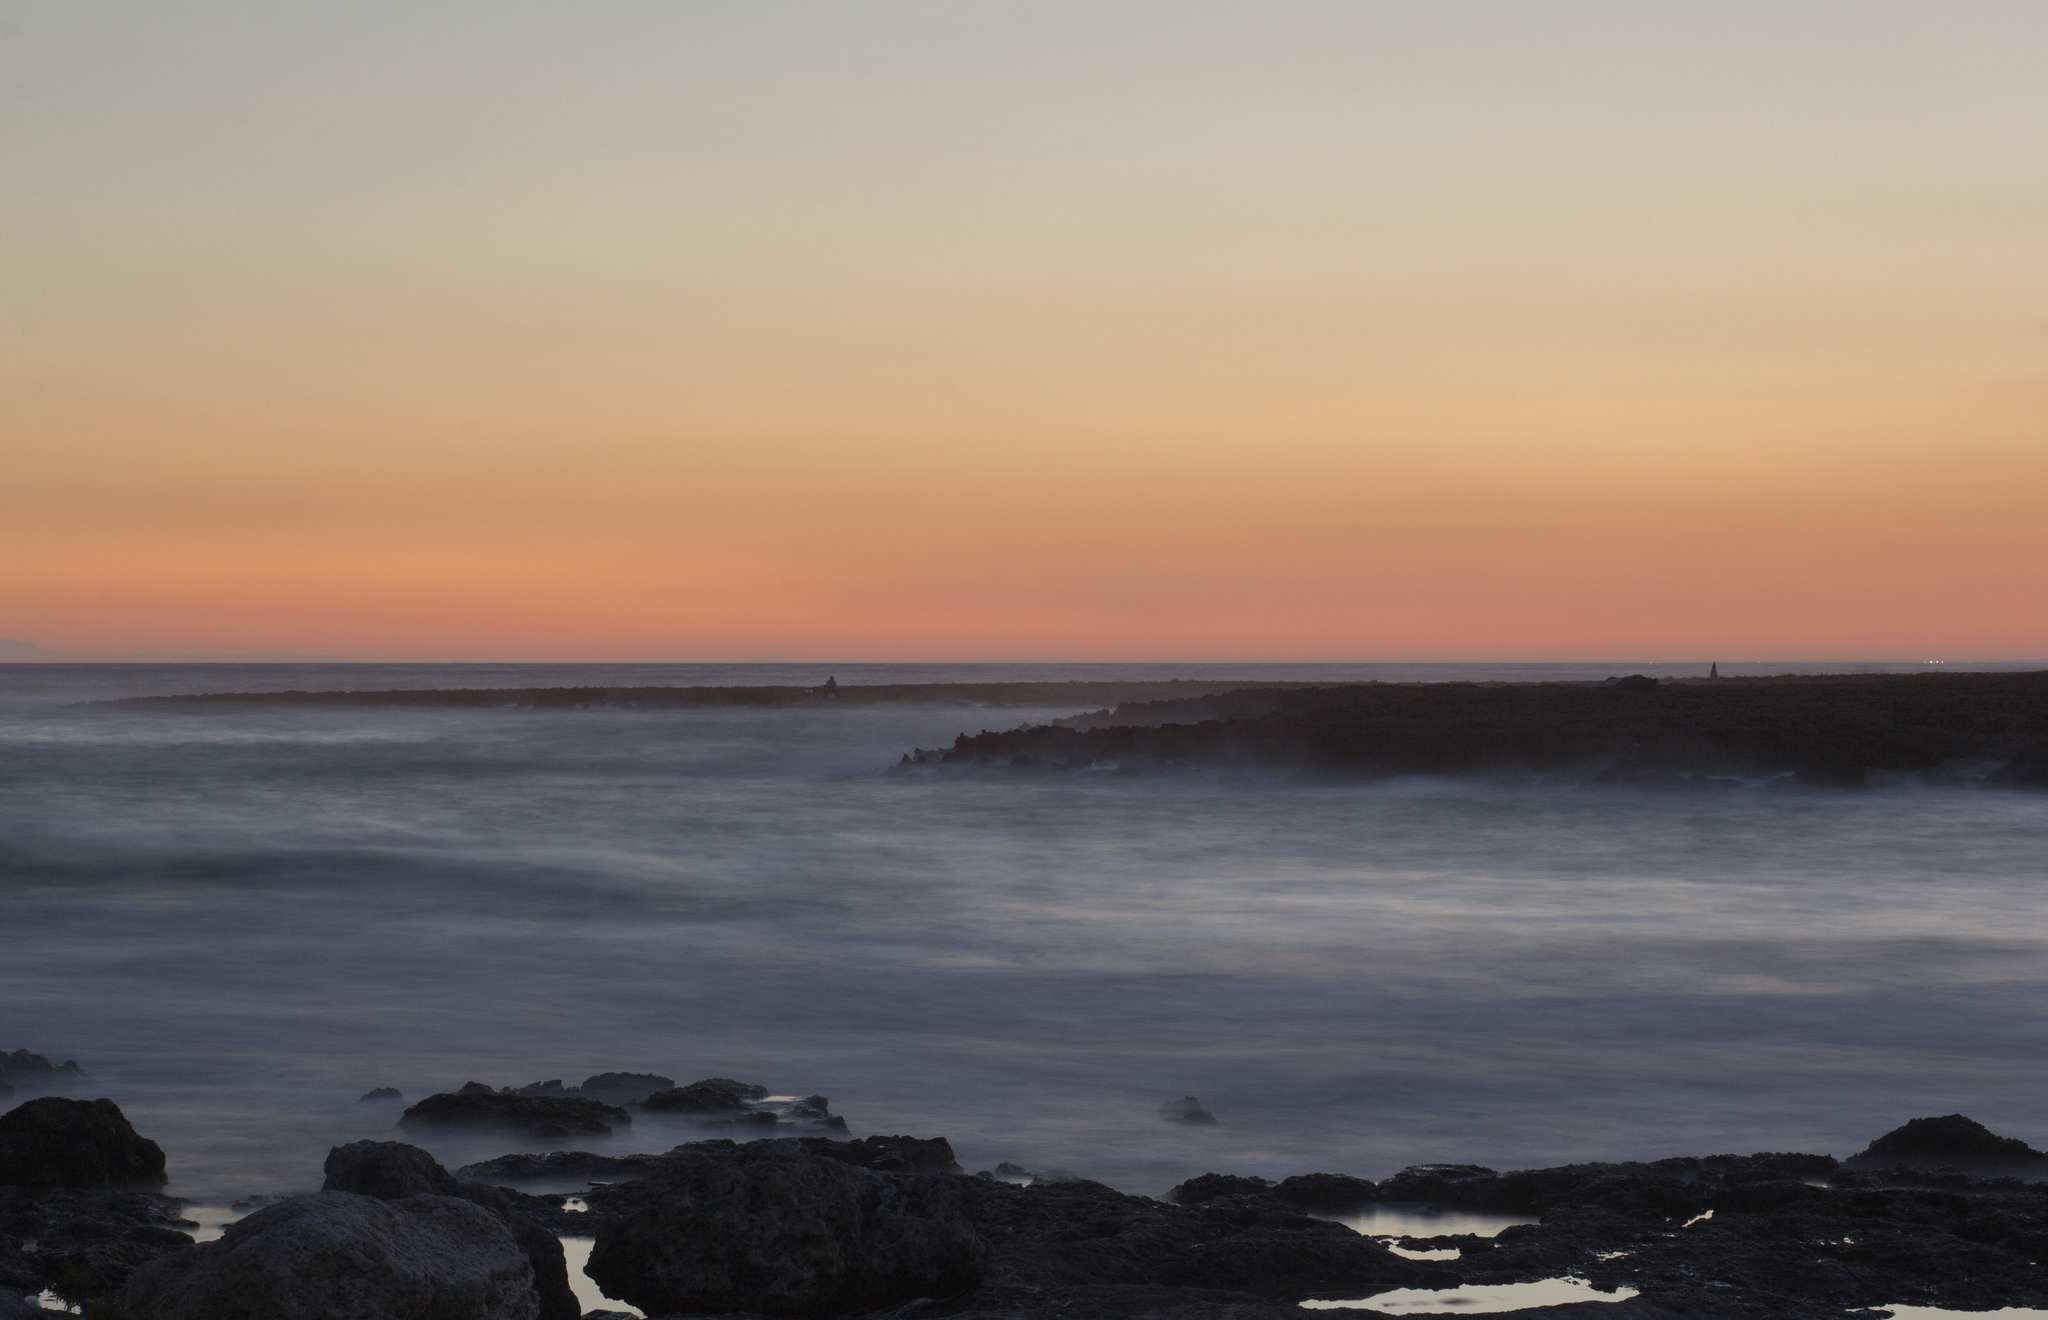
[4,662,2047,1205]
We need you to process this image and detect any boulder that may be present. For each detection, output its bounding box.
[323,1141,459,1200]
[360,1087,404,1103]
[399,1090,629,1140]
[125,1190,537,1320]
[579,1072,676,1104]
[0,1289,36,1320]
[0,1098,166,1188]
[639,1077,768,1113]
[584,1138,985,1318]
[1848,1115,2048,1171]
[324,1142,578,1320]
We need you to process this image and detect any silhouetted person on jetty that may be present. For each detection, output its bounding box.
[1710,662,1719,678]
[822,676,839,699]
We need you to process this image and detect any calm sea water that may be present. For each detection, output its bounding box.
[3,661,2046,1204]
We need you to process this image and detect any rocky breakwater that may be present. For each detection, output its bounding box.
[904,669,2048,787]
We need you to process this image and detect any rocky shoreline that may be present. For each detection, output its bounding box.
[903,671,2048,787]
[8,1065,2048,1320]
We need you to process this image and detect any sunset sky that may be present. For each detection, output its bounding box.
[5,2,2045,660]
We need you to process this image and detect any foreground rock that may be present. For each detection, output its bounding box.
[583,1135,1422,1319]
[399,1086,629,1140]
[127,1190,537,1320]
[0,1185,194,1305]
[587,1137,986,1316]
[324,1141,578,1320]
[0,1097,166,1188]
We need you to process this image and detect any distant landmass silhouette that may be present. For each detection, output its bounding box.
[0,638,342,663]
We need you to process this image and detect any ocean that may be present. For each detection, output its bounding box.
[4,661,2046,1212]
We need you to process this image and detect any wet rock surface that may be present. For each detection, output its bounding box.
[400,1089,630,1140]
[323,1140,581,1320]
[0,1185,195,1307]
[125,1190,538,1320]
[586,1137,986,1318]
[0,1098,166,1189]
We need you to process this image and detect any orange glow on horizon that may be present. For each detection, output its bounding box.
[5,5,2046,661]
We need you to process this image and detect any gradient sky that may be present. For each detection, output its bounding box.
[5,1,2045,660]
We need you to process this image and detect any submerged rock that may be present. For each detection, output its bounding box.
[324,1141,579,1320]
[586,1137,986,1318]
[399,1090,629,1140]
[360,1087,404,1102]
[0,1097,166,1189]
[1159,1095,1218,1125]
[125,1190,537,1320]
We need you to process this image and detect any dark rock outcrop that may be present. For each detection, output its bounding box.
[579,1072,675,1104]
[324,1141,579,1320]
[1160,1095,1217,1125]
[640,1077,769,1113]
[399,1089,629,1140]
[0,1098,166,1189]
[0,1185,194,1305]
[956,1172,1430,1304]
[585,1138,986,1318]
[1272,1171,1379,1209]
[324,1140,461,1200]
[1847,1114,2048,1172]
[1167,1172,1272,1204]
[0,1052,86,1085]
[125,1190,538,1320]
[360,1086,404,1102]
[455,1150,664,1186]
